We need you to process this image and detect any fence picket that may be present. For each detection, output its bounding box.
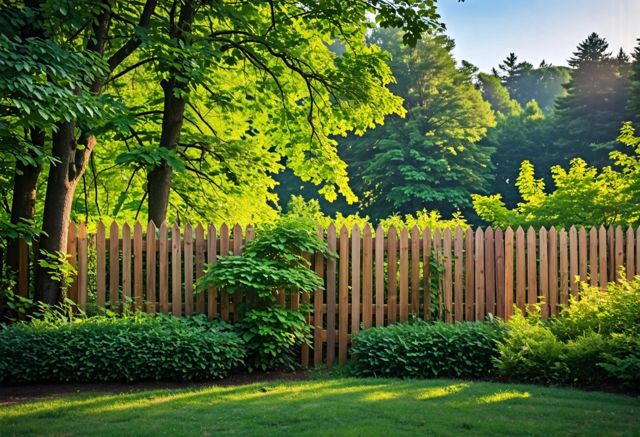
[326,224,337,367]
[184,223,194,316]
[351,225,361,333]
[539,227,549,318]
[207,225,217,319]
[159,221,168,313]
[78,223,88,309]
[569,226,578,297]
[464,227,475,321]
[387,226,398,324]
[443,228,452,323]
[146,221,157,313]
[589,227,598,287]
[96,222,106,308]
[599,226,607,289]
[171,222,182,316]
[515,227,525,311]
[133,222,143,310]
[615,226,623,280]
[559,229,569,306]
[195,224,205,314]
[220,224,230,320]
[454,226,464,321]
[579,227,588,283]
[548,227,558,316]
[399,228,410,323]
[122,222,131,309]
[423,228,433,320]
[376,226,385,326]
[314,226,325,366]
[504,227,514,319]
[484,227,495,317]
[474,228,485,321]
[526,227,537,309]
[338,225,349,365]
[411,226,420,315]
[626,227,635,280]
[109,222,119,306]
[232,224,243,320]
[362,225,373,328]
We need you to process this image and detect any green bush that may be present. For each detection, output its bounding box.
[0,314,245,383]
[495,278,640,386]
[238,307,312,372]
[350,321,505,378]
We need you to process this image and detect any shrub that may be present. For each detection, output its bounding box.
[0,313,245,383]
[238,307,312,372]
[350,321,505,379]
[495,278,640,387]
[198,216,332,371]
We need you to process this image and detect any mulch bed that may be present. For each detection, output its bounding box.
[0,369,314,405]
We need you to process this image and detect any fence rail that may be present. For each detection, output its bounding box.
[15,222,640,367]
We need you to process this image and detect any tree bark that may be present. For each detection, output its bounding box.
[146,0,194,225]
[147,78,186,224]
[33,0,157,303]
[6,128,44,274]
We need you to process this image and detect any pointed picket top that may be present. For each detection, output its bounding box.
[516,226,524,237]
[195,223,204,235]
[160,220,168,231]
[327,222,336,234]
[401,227,408,239]
[465,225,473,240]
[148,219,157,231]
[443,227,451,239]
[134,221,142,235]
[375,224,384,241]
[387,225,397,239]
[97,220,105,234]
[485,225,493,234]
[339,224,349,239]
[352,224,360,239]
[454,225,463,240]
[171,221,180,236]
[110,220,119,238]
[220,222,229,236]
[78,221,87,238]
[68,220,76,235]
[615,225,623,233]
[527,226,536,238]
[433,227,441,241]
[233,223,242,239]
[539,226,547,235]
[208,224,216,240]
[475,226,484,239]
[122,221,131,236]
[505,226,514,239]
[184,222,193,238]
[363,223,372,237]
[569,225,577,233]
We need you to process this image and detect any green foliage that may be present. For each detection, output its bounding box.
[238,307,311,372]
[341,30,495,219]
[473,123,640,227]
[199,216,331,305]
[37,249,77,295]
[495,277,640,386]
[197,216,330,370]
[0,313,245,383]
[350,321,505,379]
[285,195,467,232]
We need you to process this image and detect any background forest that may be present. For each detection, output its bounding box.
[1,0,640,303]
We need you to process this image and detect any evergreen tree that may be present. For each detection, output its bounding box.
[340,30,496,219]
[554,33,632,166]
[628,39,640,122]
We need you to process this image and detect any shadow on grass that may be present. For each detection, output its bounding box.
[1,378,639,436]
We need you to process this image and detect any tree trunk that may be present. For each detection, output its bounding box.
[6,128,44,274]
[147,78,186,225]
[34,123,96,304]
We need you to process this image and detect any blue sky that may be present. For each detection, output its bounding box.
[438,0,640,72]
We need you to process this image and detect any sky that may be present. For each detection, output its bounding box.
[438,0,640,72]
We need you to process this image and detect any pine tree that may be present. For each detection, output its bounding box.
[628,39,640,122]
[554,33,632,166]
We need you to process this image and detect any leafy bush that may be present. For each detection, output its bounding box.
[238,307,312,372]
[350,321,505,378]
[0,313,245,383]
[198,216,332,371]
[495,278,640,386]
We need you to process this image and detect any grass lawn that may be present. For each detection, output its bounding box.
[1,377,639,436]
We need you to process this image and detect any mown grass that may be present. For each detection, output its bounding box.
[1,378,639,436]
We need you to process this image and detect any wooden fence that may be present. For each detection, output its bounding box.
[15,222,640,367]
